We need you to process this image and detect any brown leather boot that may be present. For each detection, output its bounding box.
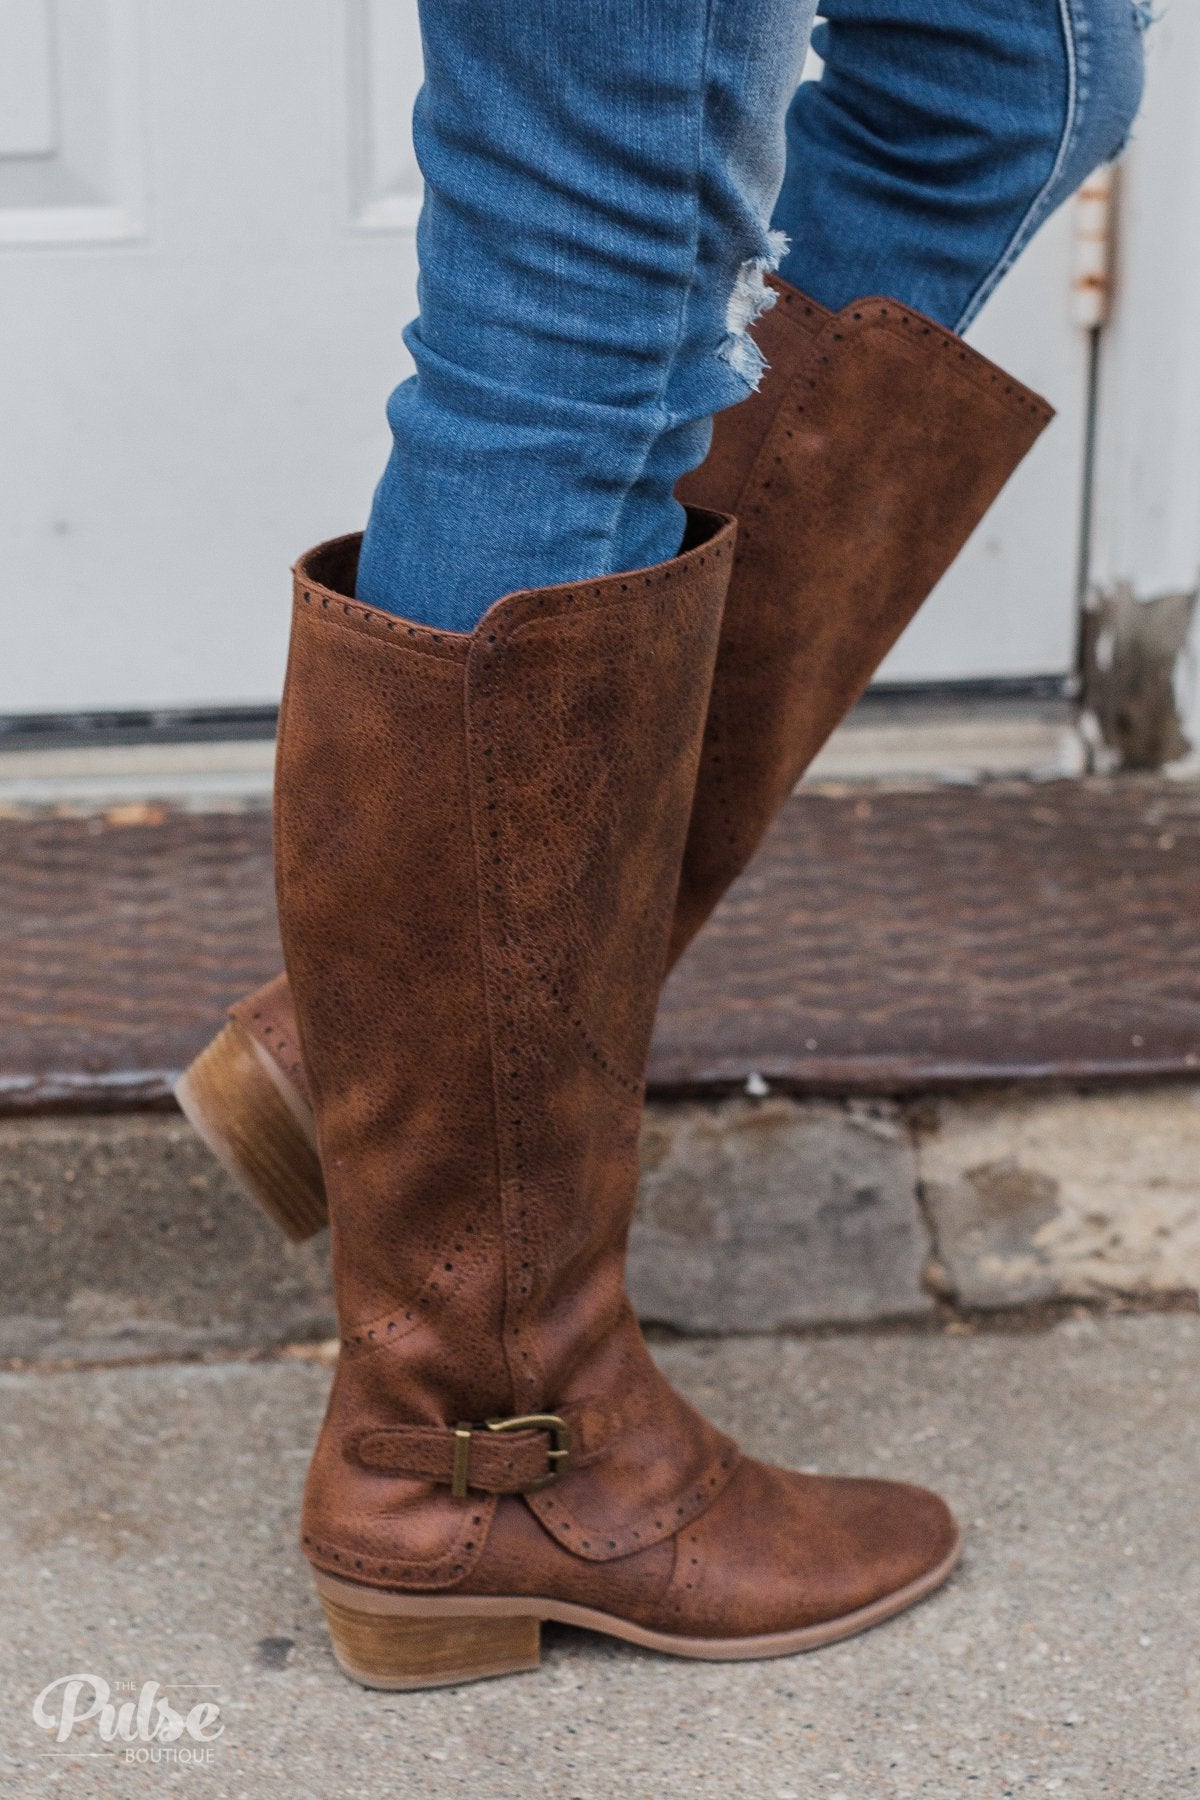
[274,509,960,1689]
[176,284,1051,1238]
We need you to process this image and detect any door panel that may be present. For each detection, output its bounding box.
[3,1,422,715]
[878,210,1088,684]
[0,0,58,161]
[0,0,147,244]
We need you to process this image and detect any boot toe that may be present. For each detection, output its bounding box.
[662,1455,959,1639]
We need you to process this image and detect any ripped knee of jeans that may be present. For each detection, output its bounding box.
[718,230,790,391]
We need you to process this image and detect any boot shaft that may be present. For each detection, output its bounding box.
[671,283,1053,963]
[274,514,736,1425]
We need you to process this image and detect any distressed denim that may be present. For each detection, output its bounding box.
[357,0,1145,630]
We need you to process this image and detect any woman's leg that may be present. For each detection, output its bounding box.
[773,0,1147,331]
[355,0,812,631]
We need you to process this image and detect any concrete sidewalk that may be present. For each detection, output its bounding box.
[1,1315,1196,1797]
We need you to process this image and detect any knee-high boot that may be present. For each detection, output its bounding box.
[273,509,963,1690]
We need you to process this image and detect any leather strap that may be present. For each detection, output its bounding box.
[352,1401,613,1495]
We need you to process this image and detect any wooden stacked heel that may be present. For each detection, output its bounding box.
[174,1019,328,1243]
[317,1579,542,1690]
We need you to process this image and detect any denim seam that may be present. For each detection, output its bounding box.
[599,0,719,575]
[954,0,1082,332]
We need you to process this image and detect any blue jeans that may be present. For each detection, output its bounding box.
[775,0,1148,332]
[357,0,1145,632]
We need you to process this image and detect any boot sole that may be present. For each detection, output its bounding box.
[313,1531,962,1690]
[174,1019,328,1244]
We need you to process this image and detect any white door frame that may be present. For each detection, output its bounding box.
[1087,0,1200,764]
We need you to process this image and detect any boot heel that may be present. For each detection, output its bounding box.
[175,1020,328,1243]
[319,1592,541,1691]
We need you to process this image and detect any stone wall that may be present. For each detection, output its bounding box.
[2,1087,1196,1361]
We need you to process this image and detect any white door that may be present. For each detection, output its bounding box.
[1,0,1087,717]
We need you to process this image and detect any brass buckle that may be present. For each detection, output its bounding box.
[449,1412,572,1499]
[487,1412,572,1494]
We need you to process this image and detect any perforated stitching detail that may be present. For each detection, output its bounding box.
[844,304,1052,419]
[302,1501,495,1588]
[299,609,468,670]
[469,643,546,1404]
[735,302,1051,563]
[530,1448,738,1561]
[246,1009,305,1084]
[340,1230,488,1353]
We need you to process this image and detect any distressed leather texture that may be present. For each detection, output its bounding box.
[670,282,1052,961]
[276,514,749,1590]
[236,281,1050,1081]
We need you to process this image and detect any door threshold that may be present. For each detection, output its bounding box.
[808,693,1082,785]
[0,691,1083,810]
